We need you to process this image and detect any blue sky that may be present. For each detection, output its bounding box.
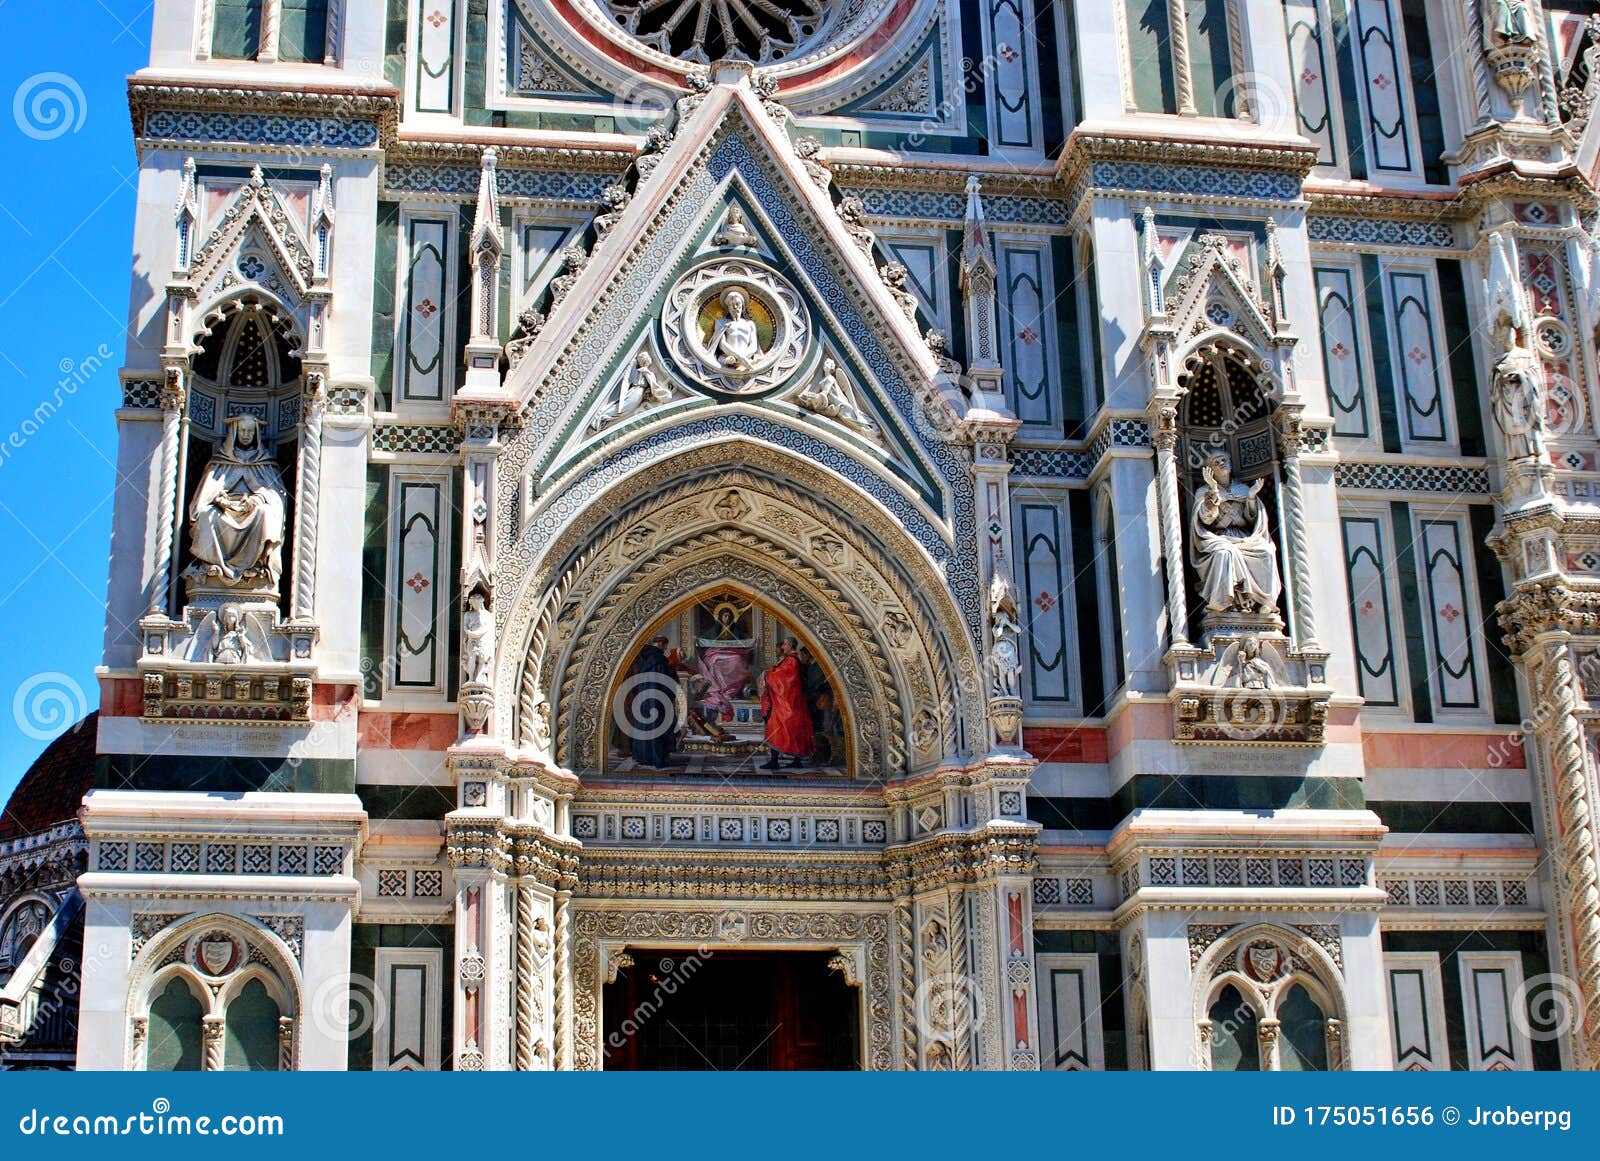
[0,3,150,803]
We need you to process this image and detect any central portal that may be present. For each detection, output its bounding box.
[602,950,861,1070]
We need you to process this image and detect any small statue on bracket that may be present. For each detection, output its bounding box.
[462,590,496,688]
[1489,324,1547,463]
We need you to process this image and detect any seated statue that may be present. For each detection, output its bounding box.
[1190,451,1281,616]
[187,414,288,589]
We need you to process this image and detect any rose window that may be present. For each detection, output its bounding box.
[602,0,832,65]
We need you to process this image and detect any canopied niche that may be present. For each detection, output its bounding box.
[1139,225,1332,743]
[180,295,303,614]
[139,160,335,723]
[1176,339,1287,645]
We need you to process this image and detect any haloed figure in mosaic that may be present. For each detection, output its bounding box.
[187,414,288,589]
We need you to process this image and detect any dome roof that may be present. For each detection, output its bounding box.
[0,714,96,843]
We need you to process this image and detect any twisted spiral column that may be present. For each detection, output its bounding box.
[1168,0,1197,115]
[148,384,184,616]
[1277,429,1320,648]
[947,886,972,1071]
[515,883,536,1071]
[895,901,917,1070]
[1154,414,1191,648]
[290,380,325,621]
[1540,646,1600,1067]
[552,890,571,1070]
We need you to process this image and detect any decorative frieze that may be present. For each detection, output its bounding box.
[1380,875,1533,909]
[1121,853,1369,898]
[140,110,379,151]
[384,165,611,204]
[95,839,349,878]
[1307,216,1459,250]
[371,424,464,455]
[570,807,889,849]
[1335,461,1492,495]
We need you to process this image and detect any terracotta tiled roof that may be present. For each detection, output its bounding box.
[0,714,96,842]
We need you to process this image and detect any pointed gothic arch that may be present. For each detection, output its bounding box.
[1190,923,1349,1072]
[497,441,982,779]
[126,913,302,1071]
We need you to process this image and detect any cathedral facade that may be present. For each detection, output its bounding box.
[6,0,1600,1071]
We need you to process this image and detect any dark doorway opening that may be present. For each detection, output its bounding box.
[602,949,861,1070]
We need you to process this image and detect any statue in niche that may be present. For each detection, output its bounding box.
[1490,325,1547,462]
[462,591,495,687]
[797,357,877,434]
[709,288,762,372]
[591,351,673,432]
[1190,450,1282,616]
[210,604,252,665]
[187,414,288,589]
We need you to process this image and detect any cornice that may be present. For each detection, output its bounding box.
[388,134,636,177]
[127,75,401,147]
[1057,125,1320,189]
[824,153,1058,198]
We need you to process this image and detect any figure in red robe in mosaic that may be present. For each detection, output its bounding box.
[760,639,813,769]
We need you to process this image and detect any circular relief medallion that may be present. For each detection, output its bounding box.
[1534,315,1573,360]
[662,260,810,395]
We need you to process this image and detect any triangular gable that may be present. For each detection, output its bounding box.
[1162,233,1278,352]
[538,170,943,502]
[188,174,318,307]
[500,75,969,525]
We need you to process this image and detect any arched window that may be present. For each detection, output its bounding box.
[0,900,51,981]
[1277,983,1329,1071]
[1207,984,1260,1071]
[1195,929,1345,1071]
[147,977,205,1072]
[224,978,283,1071]
[133,920,299,1071]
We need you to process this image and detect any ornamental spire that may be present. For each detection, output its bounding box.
[958,177,1005,410]
[463,147,506,392]
[174,157,198,275]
